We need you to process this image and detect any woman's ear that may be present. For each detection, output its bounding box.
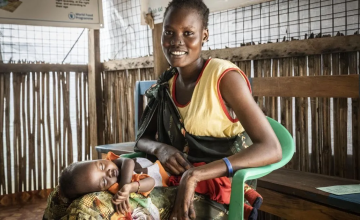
[202,28,209,46]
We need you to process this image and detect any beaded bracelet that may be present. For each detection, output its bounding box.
[136,181,141,193]
[222,157,233,177]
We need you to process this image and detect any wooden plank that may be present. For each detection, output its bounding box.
[322,53,332,175]
[88,29,102,159]
[201,35,360,62]
[0,73,4,194]
[258,168,360,215]
[103,56,154,71]
[0,64,87,73]
[257,187,360,220]
[252,75,359,98]
[152,23,169,78]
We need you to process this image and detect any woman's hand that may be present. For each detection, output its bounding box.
[170,169,198,220]
[155,144,192,175]
[112,184,131,215]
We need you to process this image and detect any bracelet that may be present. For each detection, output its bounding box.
[136,181,140,193]
[222,157,233,177]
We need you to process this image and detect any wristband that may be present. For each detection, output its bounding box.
[222,157,233,177]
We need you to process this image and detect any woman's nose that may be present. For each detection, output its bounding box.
[170,35,183,46]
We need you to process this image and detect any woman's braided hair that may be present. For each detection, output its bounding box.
[163,0,210,28]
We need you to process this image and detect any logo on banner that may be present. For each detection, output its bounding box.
[68,12,75,20]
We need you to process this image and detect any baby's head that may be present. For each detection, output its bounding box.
[59,159,119,200]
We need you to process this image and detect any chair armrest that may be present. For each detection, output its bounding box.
[95,142,136,155]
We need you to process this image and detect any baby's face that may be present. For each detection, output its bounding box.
[73,159,119,195]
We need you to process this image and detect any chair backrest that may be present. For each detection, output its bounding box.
[134,80,157,135]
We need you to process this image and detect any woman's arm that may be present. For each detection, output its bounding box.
[170,70,282,220]
[136,111,192,175]
[189,70,282,180]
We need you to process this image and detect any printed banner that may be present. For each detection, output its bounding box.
[140,0,273,25]
[0,0,103,29]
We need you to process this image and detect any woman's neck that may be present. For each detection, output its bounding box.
[176,58,205,86]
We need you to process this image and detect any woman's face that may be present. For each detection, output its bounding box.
[161,7,208,68]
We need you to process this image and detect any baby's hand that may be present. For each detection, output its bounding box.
[112,184,131,214]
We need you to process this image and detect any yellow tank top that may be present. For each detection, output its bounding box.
[168,58,251,138]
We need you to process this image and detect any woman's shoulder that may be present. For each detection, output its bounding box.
[206,58,240,71]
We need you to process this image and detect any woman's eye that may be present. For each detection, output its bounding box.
[164,31,172,35]
[184,31,193,36]
[100,163,104,170]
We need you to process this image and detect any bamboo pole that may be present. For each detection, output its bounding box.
[322,54,332,175]
[12,73,20,193]
[54,72,59,186]
[5,73,11,194]
[293,56,300,171]
[350,51,360,180]
[0,73,4,193]
[46,72,54,188]
[66,72,73,165]
[36,72,42,190]
[41,71,47,189]
[21,74,27,191]
[339,52,349,178]
[298,56,309,172]
[119,72,125,143]
[84,73,90,159]
[308,54,320,173]
[332,53,340,177]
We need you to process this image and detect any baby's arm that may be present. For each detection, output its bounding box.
[112,177,155,214]
[112,158,135,188]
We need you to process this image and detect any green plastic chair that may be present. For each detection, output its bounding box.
[121,116,295,220]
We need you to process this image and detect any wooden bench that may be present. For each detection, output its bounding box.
[257,168,360,219]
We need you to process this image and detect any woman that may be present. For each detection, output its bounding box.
[135,0,282,219]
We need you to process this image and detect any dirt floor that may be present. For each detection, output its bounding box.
[0,199,47,220]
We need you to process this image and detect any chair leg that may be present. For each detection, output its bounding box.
[228,176,245,220]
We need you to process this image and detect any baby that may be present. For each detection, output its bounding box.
[58,152,169,216]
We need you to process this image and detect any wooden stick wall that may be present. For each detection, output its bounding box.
[0,69,90,197]
[101,68,155,144]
